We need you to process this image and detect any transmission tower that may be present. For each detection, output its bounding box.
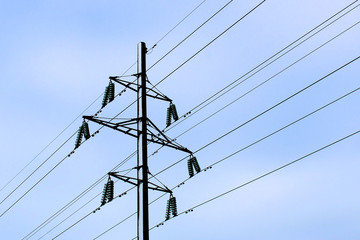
[84,42,192,240]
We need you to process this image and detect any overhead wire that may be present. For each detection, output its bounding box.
[29,26,360,239]
[153,0,267,88]
[145,129,360,237]
[0,65,143,217]
[0,145,75,217]
[26,17,360,236]
[0,1,205,217]
[175,17,360,138]
[54,57,360,239]
[97,85,360,240]
[22,178,103,240]
[0,80,133,217]
[35,79,360,239]
[18,1,216,236]
[155,55,360,176]
[148,0,208,51]
[23,0,259,231]
[149,19,360,160]
[0,94,103,195]
[52,211,94,240]
[96,0,360,183]
[207,87,360,169]
[39,171,134,240]
[52,10,360,240]
[6,1,358,213]
[0,60,138,200]
[0,0,205,212]
[19,0,360,236]
[147,0,233,71]
[51,189,138,239]
[91,0,265,123]
[32,144,168,238]
[0,130,77,208]
[100,0,267,125]
[0,70,135,208]
[166,0,360,131]
[21,150,137,240]
[50,184,135,240]
[86,85,360,240]
[56,0,266,151]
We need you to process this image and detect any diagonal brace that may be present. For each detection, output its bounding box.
[147,118,192,154]
[83,115,139,138]
[109,172,172,193]
[83,116,192,154]
[109,76,172,102]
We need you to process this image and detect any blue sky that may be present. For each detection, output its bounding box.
[1,0,359,239]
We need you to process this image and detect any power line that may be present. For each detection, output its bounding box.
[156,55,360,176]
[1,77,141,217]
[166,0,360,131]
[174,17,360,138]
[21,176,105,240]
[147,0,233,71]
[112,4,360,175]
[94,212,137,240]
[5,1,358,221]
[24,187,101,239]
[46,0,243,211]
[52,211,94,240]
[68,67,359,239]
[30,145,165,238]
[96,86,360,239]
[87,86,360,238]
[13,1,358,234]
[146,129,360,236]
[70,1,266,134]
[29,52,360,238]
[1,107,130,217]
[0,137,80,218]
[149,0,208,50]
[0,74,134,208]
[91,1,267,137]
[0,130,77,207]
[41,13,358,240]
[21,151,137,240]
[25,43,359,238]
[0,57,139,200]
[123,87,360,237]
[40,169,135,240]
[0,0,208,209]
[40,183,128,240]
[154,0,267,88]
[0,113,107,216]
[23,108,169,239]
[39,191,105,239]
[52,186,134,240]
[104,1,263,133]
[0,94,102,195]
[207,87,360,169]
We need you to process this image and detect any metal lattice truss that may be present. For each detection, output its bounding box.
[83,115,192,154]
[109,76,172,102]
[108,172,172,193]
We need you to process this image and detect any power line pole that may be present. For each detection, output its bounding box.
[137,42,149,240]
[84,41,193,240]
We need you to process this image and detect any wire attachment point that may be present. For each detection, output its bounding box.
[100,177,114,206]
[102,81,116,108]
[166,103,179,127]
[165,195,177,220]
[187,155,201,178]
[74,121,91,149]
